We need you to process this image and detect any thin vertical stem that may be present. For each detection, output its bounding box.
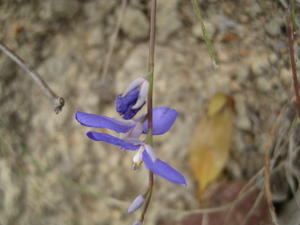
[147,0,156,135]
[287,7,300,118]
[139,0,156,223]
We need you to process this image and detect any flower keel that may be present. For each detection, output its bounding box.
[116,78,149,119]
[142,151,187,186]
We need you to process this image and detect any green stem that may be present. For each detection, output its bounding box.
[139,0,156,223]
[191,0,217,67]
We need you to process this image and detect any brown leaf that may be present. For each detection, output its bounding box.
[188,93,235,198]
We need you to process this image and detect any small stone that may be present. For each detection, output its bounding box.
[246,2,262,18]
[232,66,250,82]
[280,68,291,86]
[235,96,251,130]
[85,28,104,47]
[251,56,269,76]
[121,7,149,41]
[265,19,282,37]
[50,0,80,19]
[157,0,182,42]
[268,53,278,64]
[256,76,272,92]
[83,1,117,23]
[226,159,242,179]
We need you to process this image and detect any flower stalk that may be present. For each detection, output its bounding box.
[140,0,157,223]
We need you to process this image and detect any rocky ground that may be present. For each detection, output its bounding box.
[0,1,299,225]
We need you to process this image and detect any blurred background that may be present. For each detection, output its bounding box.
[0,0,298,225]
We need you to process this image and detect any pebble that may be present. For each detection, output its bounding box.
[268,53,278,64]
[235,96,252,130]
[232,66,250,82]
[121,7,149,41]
[157,0,182,42]
[265,18,282,37]
[246,2,262,18]
[83,1,117,24]
[256,76,272,92]
[280,68,291,86]
[250,56,270,76]
[85,28,104,47]
[50,0,80,19]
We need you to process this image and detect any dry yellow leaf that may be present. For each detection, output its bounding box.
[188,93,235,198]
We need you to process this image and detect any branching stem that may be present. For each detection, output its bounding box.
[0,42,65,114]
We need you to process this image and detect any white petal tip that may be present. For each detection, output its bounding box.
[122,78,146,97]
[144,144,156,162]
[132,80,149,109]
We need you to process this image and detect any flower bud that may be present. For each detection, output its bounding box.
[127,195,145,214]
[116,78,149,119]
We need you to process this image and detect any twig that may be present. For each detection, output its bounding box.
[241,191,264,225]
[287,7,300,118]
[183,203,230,215]
[202,213,209,225]
[150,183,258,225]
[0,42,65,114]
[224,168,263,225]
[139,0,157,223]
[173,184,258,221]
[100,0,128,82]
[264,147,280,225]
[191,0,218,68]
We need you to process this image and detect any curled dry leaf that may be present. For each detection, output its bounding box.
[188,93,235,198]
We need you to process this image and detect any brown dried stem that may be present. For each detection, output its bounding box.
[287,7,300,118]
[224,168,263,225]
[241,191,264,225]
[264,148,279,225]
[168,184,258,222]
[0,42,65,114]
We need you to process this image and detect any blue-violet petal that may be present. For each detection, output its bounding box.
[143,107,178,135]
[87,132,140,150]
[142,151,187,186]
[76,111,134,133]
[116,88,143,119]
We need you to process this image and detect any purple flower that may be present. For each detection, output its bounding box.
[75,107,187,186]
[116,78,149,119]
